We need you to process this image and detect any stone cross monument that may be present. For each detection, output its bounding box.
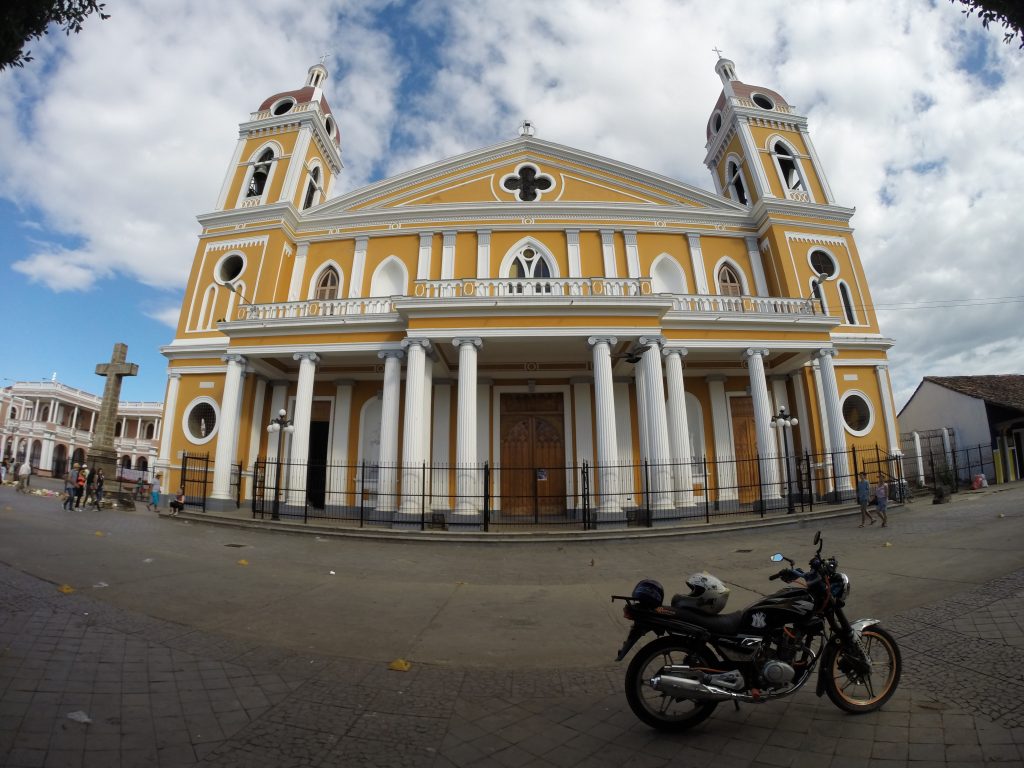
[91,343,138,502]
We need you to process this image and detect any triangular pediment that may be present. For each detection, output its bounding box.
[308,136,743,217]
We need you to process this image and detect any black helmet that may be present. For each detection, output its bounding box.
[631,579,664,608]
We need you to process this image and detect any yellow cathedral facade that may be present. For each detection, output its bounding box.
[156,58,901,529]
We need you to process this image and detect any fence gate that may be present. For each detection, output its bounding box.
[181,452,210,513]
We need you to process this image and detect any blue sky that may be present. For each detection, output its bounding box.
[0,0,1021,407]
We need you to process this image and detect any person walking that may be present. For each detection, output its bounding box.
[875,478,889,528]
[0,458,7,484]
[84,468,96,507]
[147,473,163,512]
[16,460,31,493]
[73,467,86,509]
[63,464,79,510]
[856,472,875,527]
[92,469,105,510]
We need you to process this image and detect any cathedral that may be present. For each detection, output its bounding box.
[156,58,901,528]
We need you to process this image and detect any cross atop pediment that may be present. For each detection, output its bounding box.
[96,342,139,379]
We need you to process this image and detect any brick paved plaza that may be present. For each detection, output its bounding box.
[1,481,1023,767]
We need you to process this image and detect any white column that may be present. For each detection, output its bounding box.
[399,339,429,517]
[790,370,813,464]
[265,382,288,490]
[912,432,926,486]
[566,230,581,278]
[816,348,852,494]
[243,377,267,501]
[633,361,649,464]
[330,380,354,506]
[571,377,595,509]
[600,230,617,278]
[157,373,181,470]
[422,353,434,498]
[941,428,953,470]
[875,365,900,454]
[475,231,490,279]
[88,410,95,433]
[288,242,309,301]
[738,118,774,198]
[639,336,673,512]
[588,336,621,517]
[377,350,403,514]
[288,352,319,504]
[707,375,736,501]
[663,348,693,507]
[452,338,481,519]
[687,234,709,294]
[441,231,457,281]
[624,230,640,278]
[417,232,434,280]
[745,349,781,501]
[431,381,451,510]
[771,376,796,494]
[800,126,836,204]
[212,354,246,500]
[744,236,769,297]
[349,236,368,298]
[812,359,835,496]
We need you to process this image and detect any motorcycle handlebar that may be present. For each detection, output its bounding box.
[770,567,804,582]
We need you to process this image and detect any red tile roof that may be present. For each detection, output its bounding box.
[925,375,1024,412]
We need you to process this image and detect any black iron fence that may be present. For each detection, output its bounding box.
[897,441,997,494]
[249,444,918,531]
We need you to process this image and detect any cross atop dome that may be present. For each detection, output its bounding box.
[518,119,536,138]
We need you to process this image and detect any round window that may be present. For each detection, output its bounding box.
[216,253,245,284]
[272,98,295,116]
[809,249,836,279]
[711,112,722,134]
[325,115,336,138]
[183,399,218,444]
[841,393,872,434]
[752,93,775,110]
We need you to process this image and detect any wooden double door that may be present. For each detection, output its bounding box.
[499,393,566,516]
[730,396,759,503]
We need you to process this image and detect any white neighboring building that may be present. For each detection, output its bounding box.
[898,375,1024,483]
[0,380,163,478]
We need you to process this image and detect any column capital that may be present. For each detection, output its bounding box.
[743,348,769,359]
[223,354,247,366]
[706,374,727,383]
[167,371,182,380]
[402,338,432,352]
[293,352,320,364]
[333,379,356,388]
[875,364,888,372]
[379,350,405,361]
[662,347,688,359]
[638,335,665,349]
[817,347,837,359]
[587,335,617,347]
[452,337,482,349]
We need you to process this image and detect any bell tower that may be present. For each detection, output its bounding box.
[703,58,835,208]
[213,63,344,212]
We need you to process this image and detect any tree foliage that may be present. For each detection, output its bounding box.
[1,1,110,72]
[951,0,1024,48]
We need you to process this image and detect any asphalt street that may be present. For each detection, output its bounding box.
[0,480,1022,766]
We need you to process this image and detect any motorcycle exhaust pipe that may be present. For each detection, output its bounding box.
[648,671,745,703]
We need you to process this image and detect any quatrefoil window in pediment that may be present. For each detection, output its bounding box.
[500,164,555,202]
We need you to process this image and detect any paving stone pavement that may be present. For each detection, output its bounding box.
[2,558,1024,767]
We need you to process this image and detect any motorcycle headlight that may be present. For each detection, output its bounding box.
[831,573,851,601]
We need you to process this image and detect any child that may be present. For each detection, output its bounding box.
[874,479,889,528]
[169,487,185,516]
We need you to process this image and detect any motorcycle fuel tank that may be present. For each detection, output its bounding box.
[741,587,817,633]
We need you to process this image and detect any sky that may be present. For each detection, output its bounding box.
[0,0,1021,410]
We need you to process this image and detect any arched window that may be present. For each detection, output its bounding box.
[40,406,49,422]
[369,257,408,298]
[772,141,805,192]
[120,455,132,469]
[247,149,274,198]
[303,166,321,210]
[726,160,748,205]
[839,281,857,324]
[145,423,156,439]
[650,254,687,294]
[505,246,554,294]
[197,283,218,330]
[314,267,340,300]
[718,265,742,296]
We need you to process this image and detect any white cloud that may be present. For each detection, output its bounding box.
[1,0,1021,411]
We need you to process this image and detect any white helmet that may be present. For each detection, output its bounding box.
[672,572,730,615]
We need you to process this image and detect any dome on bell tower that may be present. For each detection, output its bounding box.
[256,63,340,147]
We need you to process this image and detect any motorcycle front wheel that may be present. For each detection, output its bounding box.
[624,637,719,731]
[824,624,901,713]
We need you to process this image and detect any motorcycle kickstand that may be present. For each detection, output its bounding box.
[732,700,741,711]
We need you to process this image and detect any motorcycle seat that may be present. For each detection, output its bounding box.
[666,603,744,634]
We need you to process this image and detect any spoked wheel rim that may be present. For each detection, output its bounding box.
[830,629,898,707]
[633,645,716,723]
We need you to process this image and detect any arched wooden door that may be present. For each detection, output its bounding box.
[730,396,759,504]
[499,394,566,516]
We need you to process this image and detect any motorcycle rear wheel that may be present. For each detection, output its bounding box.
[824,625,901,713]
[624,637,719,731]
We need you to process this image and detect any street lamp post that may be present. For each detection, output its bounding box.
[266,408,294,520]
[770,406,799,514]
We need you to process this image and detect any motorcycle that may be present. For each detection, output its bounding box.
[612,531,901,731]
